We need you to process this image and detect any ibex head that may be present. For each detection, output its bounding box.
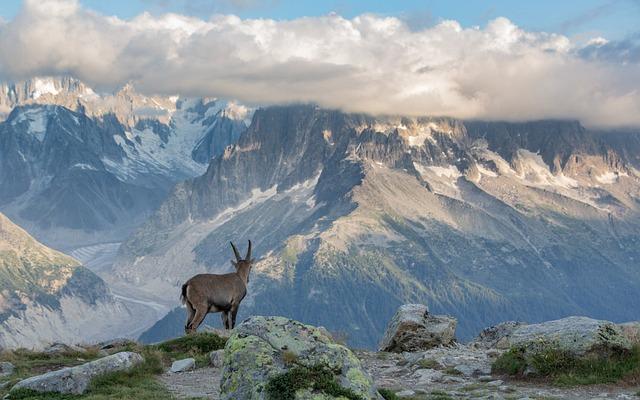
[230,240,254,283]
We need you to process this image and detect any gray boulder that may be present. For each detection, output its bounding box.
[508,316,632,357]
[0,361,14,377]
[209,350,224,368]
[170,358,196,373]
[220,316,382,400]
[10,352,143,395]
[379,304,456,352]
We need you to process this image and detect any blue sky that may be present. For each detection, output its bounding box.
[1,0,639,41]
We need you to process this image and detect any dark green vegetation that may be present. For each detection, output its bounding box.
[0,332,226,399]
[492,345,640,386]
[265,364,363,400]
[379,388,400,400]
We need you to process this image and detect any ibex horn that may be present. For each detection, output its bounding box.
[230,241,241,261]
[246,240,252,261]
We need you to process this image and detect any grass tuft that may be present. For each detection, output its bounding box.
[265,364,363,400]
[493,345,640,386]
[154,332,226,355]
[4,348,170,400]
[378,388,399,400]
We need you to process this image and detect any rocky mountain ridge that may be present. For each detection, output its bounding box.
[0,77,249,249]
[0,212,150,349]
[111,105,640,348]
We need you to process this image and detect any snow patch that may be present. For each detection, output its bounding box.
[31,78,59,99]
[71,163,98,171]
[515,150,578,189]
[13,107,48,141]
[595,171,627,184]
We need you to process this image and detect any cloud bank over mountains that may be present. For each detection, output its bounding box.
[0,0,638,126]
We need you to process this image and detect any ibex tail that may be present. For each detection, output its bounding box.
[180,283,188,304]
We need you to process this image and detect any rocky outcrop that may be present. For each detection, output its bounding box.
[220,316,382,400]
[126,105,640,349]
[505,317,632,357]
[379,304,457,353]
[10,352,143,395]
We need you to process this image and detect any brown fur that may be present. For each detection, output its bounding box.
[181,240,254,334]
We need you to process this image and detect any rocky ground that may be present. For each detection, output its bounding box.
[159,367,222,399]
[156,344,639,399]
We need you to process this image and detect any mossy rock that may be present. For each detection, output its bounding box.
[220,316,382,400]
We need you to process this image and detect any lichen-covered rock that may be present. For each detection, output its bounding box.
[508,317,632,357]
[471,321,526,349]
[379,304,456,352]
[220,316,382,400]
[10,351,143,395]
[619,322,640,346]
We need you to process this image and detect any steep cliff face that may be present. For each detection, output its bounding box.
[112,105,640,348]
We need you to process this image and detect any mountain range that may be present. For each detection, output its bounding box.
[110,105,640,348]
[1,78,639,349]
[0,77,248,250]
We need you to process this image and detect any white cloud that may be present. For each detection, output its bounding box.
[0,0,639,127]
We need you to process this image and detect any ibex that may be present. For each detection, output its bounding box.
[181,240,254,334]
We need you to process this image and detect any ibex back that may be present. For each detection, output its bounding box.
[181,240,254,333]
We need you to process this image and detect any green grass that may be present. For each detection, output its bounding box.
[1,332,228,399]
[153,332,227,368]
[154,332,226,355]
[492,348,529,376]
[493,345,640,386]
[379,388,400,400]
[265,364,363,400]
[4,348,169,400]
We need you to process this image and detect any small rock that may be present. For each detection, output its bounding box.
[209,350,224,368]
[441,375,466,383]
[509,317,632,357]
[396,389,416,398]
[411,368,444,384]
[170,358,196,373]
[10,352,143,395]
[454,364,476,376]
[379,304,457,352]
[0,362,14,377]
[43,342,85,355]
[487,379,504,387]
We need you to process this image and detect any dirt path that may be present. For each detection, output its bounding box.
[158,367,222,399]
